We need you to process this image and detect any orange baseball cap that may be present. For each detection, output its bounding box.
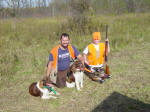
[93,32,101,40]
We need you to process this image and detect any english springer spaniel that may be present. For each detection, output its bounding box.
[66,60,84,91]
[29,79,59,99]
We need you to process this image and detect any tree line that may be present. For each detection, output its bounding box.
[0,0,150,18]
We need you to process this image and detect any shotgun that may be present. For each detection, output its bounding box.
[104,25,110,77]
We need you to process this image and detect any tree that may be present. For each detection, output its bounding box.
[66,0,91,34]
[124,0,135,12]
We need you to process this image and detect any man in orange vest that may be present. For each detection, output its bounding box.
[83,32,110,83]
[46,33,84,88]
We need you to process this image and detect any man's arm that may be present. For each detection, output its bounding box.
[46,61,53,80]
[83,54,89,65]
[83,46,89,65]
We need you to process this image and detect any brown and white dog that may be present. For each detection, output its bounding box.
[29,79,59,99]
[66,60,84,91]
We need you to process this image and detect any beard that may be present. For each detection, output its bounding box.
[61,44,68,49]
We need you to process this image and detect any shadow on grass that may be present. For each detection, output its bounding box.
[92,92,150,112]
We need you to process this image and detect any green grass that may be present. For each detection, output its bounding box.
[0,13,150,112]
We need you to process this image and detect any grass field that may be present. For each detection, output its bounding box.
[0,13,150,112]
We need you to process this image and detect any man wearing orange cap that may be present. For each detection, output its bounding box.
[83,32,110,83]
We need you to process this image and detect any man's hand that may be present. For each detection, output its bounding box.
[46,76,51,83]
[105,39,110,53]
[84,60,89,65]
[105,38,109,42]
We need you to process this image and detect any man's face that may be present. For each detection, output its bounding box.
[61,36,70,48]
[93,39,100,44]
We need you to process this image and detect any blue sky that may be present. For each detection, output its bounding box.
[1,0,52,8]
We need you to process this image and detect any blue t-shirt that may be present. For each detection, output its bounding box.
[49,46,80,71]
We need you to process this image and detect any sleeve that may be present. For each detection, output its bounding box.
[72,46,80,57]
[83,46,89,54]
[49,53,53,61]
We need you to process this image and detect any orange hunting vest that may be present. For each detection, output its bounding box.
[88,43,105,65]
[50,44,75,71]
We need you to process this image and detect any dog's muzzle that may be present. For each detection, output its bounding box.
[76,69,82,72]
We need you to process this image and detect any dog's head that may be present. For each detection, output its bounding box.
[39,77,53,89]
[39,80,47,89]
[67,60,84,83]
[71,60,84,73]
[29,80,47,97]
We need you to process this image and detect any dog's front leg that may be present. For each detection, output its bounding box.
[42,93,57,99]
[80,73,83,88]
[80,80,83,88]
[49,92,55,95]
[75,80,80,91]
[42,94,51,99]
[49,90,60,96]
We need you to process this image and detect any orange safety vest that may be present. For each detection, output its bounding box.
[50,44,75,71]
[88,43,105,65]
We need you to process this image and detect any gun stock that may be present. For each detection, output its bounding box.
[105,64,110,75]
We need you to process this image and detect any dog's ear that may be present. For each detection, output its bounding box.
[39,80,44,88]
[77,60,85,71]
[67,65,72,73]
[69,62,75,73]
[71,64,76,73]
[42,80,47,86]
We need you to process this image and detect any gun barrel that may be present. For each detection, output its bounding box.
[106,25,108,39]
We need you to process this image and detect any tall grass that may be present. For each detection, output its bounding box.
[0,13,150,81]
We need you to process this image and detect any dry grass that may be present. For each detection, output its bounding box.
[0,41,150,112]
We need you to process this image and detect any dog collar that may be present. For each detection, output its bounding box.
[44,86,56,95]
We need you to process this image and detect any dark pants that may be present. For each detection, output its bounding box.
[56,69,68,88]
